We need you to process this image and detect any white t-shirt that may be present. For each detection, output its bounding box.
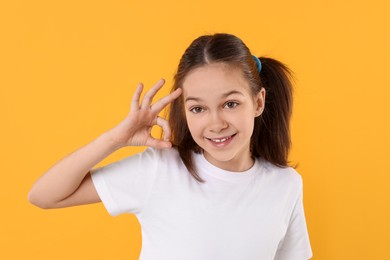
[91,147,313,260]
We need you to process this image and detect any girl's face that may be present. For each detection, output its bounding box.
[182,63,265,172]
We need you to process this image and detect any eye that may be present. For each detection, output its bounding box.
[189,106,204,114]
[224,101,239,109]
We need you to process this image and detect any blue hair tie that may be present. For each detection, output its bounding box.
[252,55,262,72]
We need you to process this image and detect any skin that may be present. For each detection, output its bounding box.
[182,63,266,172]
[28,79,182,208]
[28,63,265,209]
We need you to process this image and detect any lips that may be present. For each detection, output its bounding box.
[206,134,236,144]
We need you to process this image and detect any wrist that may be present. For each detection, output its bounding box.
[100,131,126,151]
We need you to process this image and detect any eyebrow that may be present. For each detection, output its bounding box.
[185,90,244,102]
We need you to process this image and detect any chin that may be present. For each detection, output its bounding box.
[204,150,239,163]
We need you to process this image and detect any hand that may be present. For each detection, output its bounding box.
[107,79,182,149]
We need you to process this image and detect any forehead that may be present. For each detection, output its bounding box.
[182,63,251,97]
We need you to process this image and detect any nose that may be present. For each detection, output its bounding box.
[208,111,228,133]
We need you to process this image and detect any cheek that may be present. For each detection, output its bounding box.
[184,113,200,136]
[235,113,255,133]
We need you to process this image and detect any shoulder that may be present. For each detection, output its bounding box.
[142,147,181,160]
[129,146,178,159]
[259,158,303,190]
[100,147,182,173]
[140,147,183,167]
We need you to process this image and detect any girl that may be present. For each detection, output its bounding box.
[28,33,313,260]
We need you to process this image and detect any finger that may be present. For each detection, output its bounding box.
[156,116,171,141]
[140,79,165,109]
[145,136,172,149]
[151,88,182,114]
[131,83,144,112]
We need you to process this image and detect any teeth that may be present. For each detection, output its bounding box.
[212,136,230,142]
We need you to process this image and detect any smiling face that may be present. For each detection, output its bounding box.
[182,63,265,172]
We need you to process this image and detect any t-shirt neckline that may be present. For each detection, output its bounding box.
[194,151,262,182]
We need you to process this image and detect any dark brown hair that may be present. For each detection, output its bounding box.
[169,33,293,183]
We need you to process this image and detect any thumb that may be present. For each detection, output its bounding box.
[146,137,173,149]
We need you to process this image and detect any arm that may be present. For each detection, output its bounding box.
[27,132,120,209]
[28,79,182,209]
[274,184,313,260]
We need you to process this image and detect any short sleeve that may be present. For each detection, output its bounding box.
[90,147,158,216]
[274,184,313,260]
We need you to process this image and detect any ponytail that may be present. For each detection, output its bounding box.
[252,57,294,167]
[170,33,295,183]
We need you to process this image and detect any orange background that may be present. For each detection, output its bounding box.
[1,0,389,259]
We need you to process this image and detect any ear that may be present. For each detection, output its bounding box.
[254,88,266,117]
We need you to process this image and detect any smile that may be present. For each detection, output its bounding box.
[206,134,236,143]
